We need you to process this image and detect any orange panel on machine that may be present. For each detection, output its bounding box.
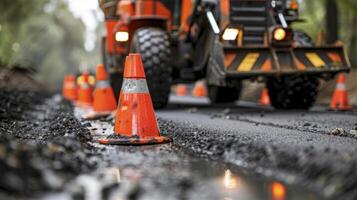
[134,0,172,27]
[117,0,134,23]
[294,58,306,70]
[224,53,235,68]
[261,59,272,72]
[105,20,118,54]
[220,0,230,16]
[220,0,230,28]
[180,0,193,33]
[328,52,342,63]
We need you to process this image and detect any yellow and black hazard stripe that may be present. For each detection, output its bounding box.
[224,50,276,73]
[223,46,349,74]
[292,47,347,70]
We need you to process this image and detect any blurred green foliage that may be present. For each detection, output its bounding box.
[0,0,101,90]
[295,0,357,67]
[0,0,47,63]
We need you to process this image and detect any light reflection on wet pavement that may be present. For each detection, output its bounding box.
[70,107,321,200]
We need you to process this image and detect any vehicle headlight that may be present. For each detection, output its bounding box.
[222,28,240,41]
[273,28,286,41]
[115,31,129,42]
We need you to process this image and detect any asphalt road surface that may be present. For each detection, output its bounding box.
[69,95,357,200]
[160,95,357,199]
[2,89,355,199]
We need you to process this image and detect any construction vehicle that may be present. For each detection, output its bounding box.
[99,0,351,109]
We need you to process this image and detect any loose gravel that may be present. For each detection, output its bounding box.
[0,89,98,198]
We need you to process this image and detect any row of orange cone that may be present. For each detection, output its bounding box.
[176,81,207,97]
[62,54,171,145]
[175,74,352,111]
[62,64,117,116]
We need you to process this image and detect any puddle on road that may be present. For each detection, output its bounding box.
[74,151,320,200]
[67,107,322,200]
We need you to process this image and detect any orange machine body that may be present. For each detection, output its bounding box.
[99,0,351,111]
[104,0,173,55]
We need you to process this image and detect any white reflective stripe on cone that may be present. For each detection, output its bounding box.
[96,80,110,89]
[64,82,76,88]
[81,83,90,89]
[121,78,149,94]
[336,83,346,90]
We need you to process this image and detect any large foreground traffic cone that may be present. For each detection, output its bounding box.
[77,71,93,107]
[176,84,188,96]
[84,64,117,119]
[192,81,207,97]
[259,87,271,106]
[330,73,352,111]
[99,54,172,145]
[62,74,78,101]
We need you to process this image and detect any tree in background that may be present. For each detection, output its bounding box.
[325,0,338,44]
[339,0,357,67]
[0,0,47,64]
[295,0,357,67]
[0,0,101,90]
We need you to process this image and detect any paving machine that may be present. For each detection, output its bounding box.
[99,0,351,109]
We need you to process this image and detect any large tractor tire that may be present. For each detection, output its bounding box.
[267,75,319,110]
[266,30,319,110]
[131,28,172,109]
[208,82,242,104]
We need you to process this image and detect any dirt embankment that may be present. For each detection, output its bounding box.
[0,67,45,91]
[0,89,97,198]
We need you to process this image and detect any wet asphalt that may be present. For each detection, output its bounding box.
[70,95,357,200]
[1,90,356,199]
[73,106,320,200]
[157,96,357,199]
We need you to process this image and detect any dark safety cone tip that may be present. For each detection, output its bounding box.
[98,53,172,145]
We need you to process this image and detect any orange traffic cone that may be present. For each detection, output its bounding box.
[84,64,117,119]
[62,75,70,98]
[99,54,172,145]
[62,74,78,101]
[176,84,188,96]
[192,81,207,97]
[330,73,352,111]
[259,87,271,106]
[77,71,93,107]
